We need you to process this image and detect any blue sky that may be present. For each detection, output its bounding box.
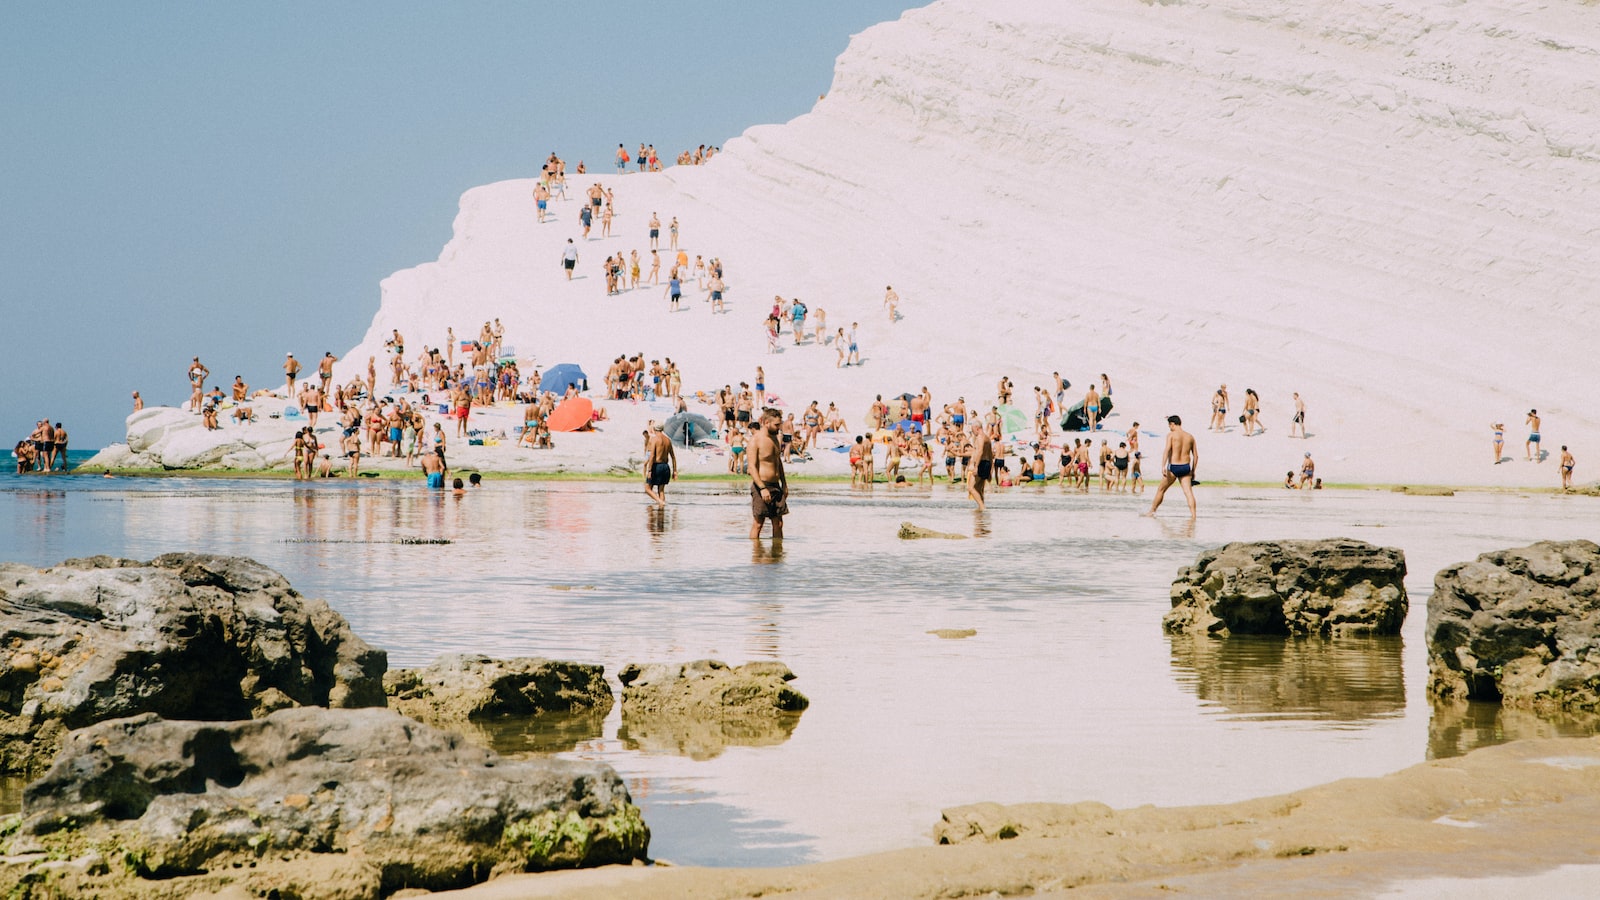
[1,1,914,449]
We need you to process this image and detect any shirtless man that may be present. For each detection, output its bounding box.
[649,213,660,249]
[1299,451,1315,489]
[420,447,447,489]
[1083,384,1101,431]
[1526,409,1542,461]
[884,285,899,322]
[302,383,323,428]
[643,422,677,506]
[749,408,788,539]
[967,423,994,509]
[132,391,144,412]
[1561,445,1575,489]
[1145,415,1199,518]
[1290,392,1307,439]
[847,323,860,366]
[533,182,550,223]
[910,388,930,434]
[316,351,335,390]
[1052,372,1069,407]
[284,353,301,396]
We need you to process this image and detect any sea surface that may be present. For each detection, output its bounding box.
[1,472,1596,866]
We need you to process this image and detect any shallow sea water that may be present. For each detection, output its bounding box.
[1,475,1596,865]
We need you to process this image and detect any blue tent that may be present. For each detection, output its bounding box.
[543,363,588,395]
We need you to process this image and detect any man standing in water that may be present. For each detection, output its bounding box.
[749,408,788,539]
[643,422,677,507]
[967,422,994,509]
[1145,415,1199,518]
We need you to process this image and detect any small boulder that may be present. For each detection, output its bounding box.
[0,554,386,776]
[4,708,648,897]
[898,522,967,540]
[384,654,614,726]
[1428,540,1600,710]
[617,660,809,717]
[1165,539,1407,637]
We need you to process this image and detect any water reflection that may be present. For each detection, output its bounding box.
[751,539,784,565]
[458,709,609,756]
[1427,700,1600,760]
[618,709,803,761]
[1169,634,1406,722]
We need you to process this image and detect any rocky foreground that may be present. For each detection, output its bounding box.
[10,708,646,898]
[0,555,653,898]
[0,553,386,776]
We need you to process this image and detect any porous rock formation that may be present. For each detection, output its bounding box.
[383,654,614,727]
[1428,540,1600,710]
[1165,540,1407,638]
[618,659,809,717]
[0,707,648,898]
[615,660,808,761]
[0,553,386,776]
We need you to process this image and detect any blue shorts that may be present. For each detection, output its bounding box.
[427,472,444,489]
[389,427,401,442]
[537,200,547,210]
[1530,433,1541,443]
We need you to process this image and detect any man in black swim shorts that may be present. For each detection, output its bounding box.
[643,422,676,507]
[967,425,994,510]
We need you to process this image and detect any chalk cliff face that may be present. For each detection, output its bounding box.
[335,0,1599,484]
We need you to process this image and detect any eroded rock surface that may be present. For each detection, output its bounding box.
[383,654,614,727]
[617,660,809,717]
[0,554,386,775]
[1,708,648,898]
[1165,540,1407,638]
[1428,540,1600,710]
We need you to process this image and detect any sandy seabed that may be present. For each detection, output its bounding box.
[442,736,1600,898]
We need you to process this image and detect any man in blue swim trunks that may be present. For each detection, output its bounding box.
[420,447,447,489]
[1526,409,1542,462]
[1144,415,1198,518]
[643,422,677,507]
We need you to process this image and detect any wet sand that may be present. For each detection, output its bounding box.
[443,735,1600,898]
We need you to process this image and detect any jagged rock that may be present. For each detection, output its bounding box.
[898,522,967,540]
[2,708,648,898]
[383,654,613,726]
[1165,540,1408,637]
[617,660,809,717]
[0,554,386,776]
[1428,540,1600,711]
